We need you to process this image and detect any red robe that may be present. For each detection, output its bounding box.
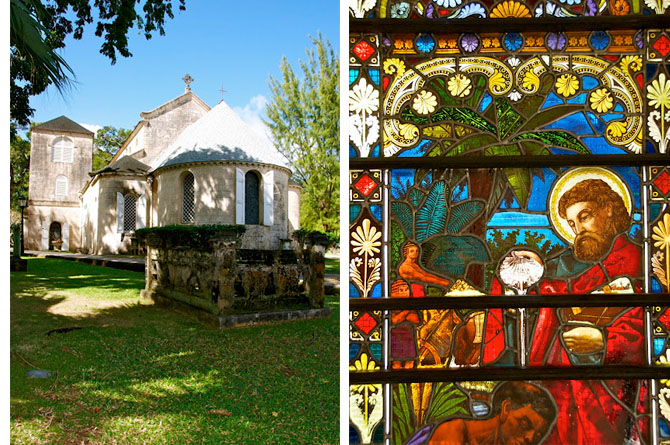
[483,235,647,444]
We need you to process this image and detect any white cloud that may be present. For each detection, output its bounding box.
[233,95,274,148]
[80,123,102,135]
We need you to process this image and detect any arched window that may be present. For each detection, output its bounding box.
[244,171,260,225]
[55,176,68,197]
[51,137,74,163]
[182,172,195,223]
[123,194,137,232]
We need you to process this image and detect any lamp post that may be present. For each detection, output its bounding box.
[19,197,27,256]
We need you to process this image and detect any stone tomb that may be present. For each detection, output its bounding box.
[139,228,330,327]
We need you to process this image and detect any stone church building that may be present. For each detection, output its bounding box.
[24,80,301,254]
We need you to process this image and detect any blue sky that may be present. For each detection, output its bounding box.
[28,1,339,141]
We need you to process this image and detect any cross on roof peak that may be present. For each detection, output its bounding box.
[219,84,227,102]
[182,74,193,92]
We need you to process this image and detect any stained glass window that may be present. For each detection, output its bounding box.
[349,4,669,444]
[182,172,195,223]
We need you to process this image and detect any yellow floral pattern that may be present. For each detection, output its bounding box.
[447,74,472,98]
[490,0,531,17]
[590,88,614,113]
[412,90,438,114]
[555,73,579,97]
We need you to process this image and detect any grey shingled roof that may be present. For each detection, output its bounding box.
[92,156,150,176]
[149,100,288,172]
[33,116,94,135]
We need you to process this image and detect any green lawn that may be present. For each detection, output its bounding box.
[11,258,339,444]
[325,256,340,275]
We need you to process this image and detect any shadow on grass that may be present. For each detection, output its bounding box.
[11,258,339,444]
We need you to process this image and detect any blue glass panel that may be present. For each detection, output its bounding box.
[528,169,557,211]
[351,205,362,222]
[654,338,666,356]
[566,92,587,105]
[486,228,566,250]
[451,182,468,203]
[421,172,433,188]
[646,63,658,81]
[399,139,434,157]
[583,136,626,155]
[349,69,360,85]
[613,104,624,112]
[582,76,599,90]
[350,282,361,298]
[545,112,593,135]
[350,344,362,360]
[601,113,624,122]
[350,144,358,158]
[349,426,361,443]
[660,419,670,437]
[371,144,381,157]
[370,205,383,222]
[478,93,492,112]
[391,169,415,198]
[629,224,641,239]
[650,203,662,222]
[373,423,385,442]
[488,212,550,227]
[368,69,380,85]
[370,343,383,361]
[633,212,642,222]
[646,140,656,154]
[586,111,606,133]
[614,166,641,209]
[541,92,564,109]
[499,196,520,209]
[652,277,662,293]
[371,283,382,298]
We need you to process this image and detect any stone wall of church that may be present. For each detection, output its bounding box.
[138,96,208,166]
[23,204,81,252]
[89,175,149,255]
[28,129,93,205]
[152,163,291,249]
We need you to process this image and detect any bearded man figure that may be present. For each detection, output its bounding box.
[467,172,648,444]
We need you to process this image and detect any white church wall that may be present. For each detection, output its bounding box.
[94,176,149,255]
[153,163,290,249]
[138,96,208,166]
[288,185,301,233]
[23,205,81,251]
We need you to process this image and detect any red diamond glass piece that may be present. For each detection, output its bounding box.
[354,174,378,197]
[659,308,670,330]
[654,171,670,195]
[354,312,378,335]
[653,35,670,57]
[353,40,375,62]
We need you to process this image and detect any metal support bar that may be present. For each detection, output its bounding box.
[350,154,670,170]
[350,16,670,34]
[350,366,669,384]
[349,293,670,310]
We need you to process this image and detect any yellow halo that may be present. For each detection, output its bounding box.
[548,167,632,244]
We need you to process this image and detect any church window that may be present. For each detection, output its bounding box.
[245,171,261,225]
[123,194,137,232]
[236,169,274,226]
[117,192,146,233]
[182,172,195,223]
[51,137,74,163]
[54,176,68,197]
[349,6,669,445]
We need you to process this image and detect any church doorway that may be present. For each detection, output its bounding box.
[49,222,62,250]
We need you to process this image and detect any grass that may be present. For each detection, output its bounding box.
[325,256,340,275]
[11,258,339,444]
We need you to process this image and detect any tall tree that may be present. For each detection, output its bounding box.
[93,126,132,171]
[264,34,340,235]
[10,128,31,211]
[10,0,186,136]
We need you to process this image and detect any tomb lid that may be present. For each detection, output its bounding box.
[91,155,150,176]
[33,116,94,135]
[149,99,289,173]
